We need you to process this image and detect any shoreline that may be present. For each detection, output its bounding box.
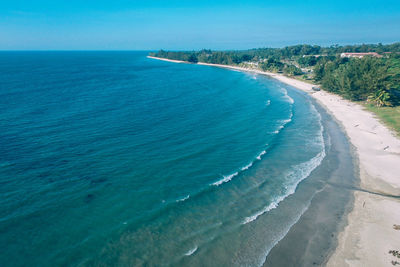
[263,95,357,266]
[148,56,400,266]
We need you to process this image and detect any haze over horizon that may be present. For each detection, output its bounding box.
[1,0,399,50]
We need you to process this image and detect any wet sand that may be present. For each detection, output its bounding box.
[264,96,358,266]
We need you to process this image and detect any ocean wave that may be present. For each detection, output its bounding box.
[259,201,311,266]
[272,125,284,134]
[176,195,190,202]
[278,118,292,124]
[241,162,254,171]
[211,172,239,186]
[242,200,279,224]
[281,88,295,104]
[242,149,325,225]
[212,149,268,186]
[184,246,198,256]
[309,102,324,146]
[243,104,325,225]
[272,111,293,134]
[278,111,293,124]
[256,150,266,160]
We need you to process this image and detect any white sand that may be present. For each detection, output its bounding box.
[148,56,400,266]
[147,56,187,64]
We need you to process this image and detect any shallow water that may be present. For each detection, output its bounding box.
[0,52,353,266]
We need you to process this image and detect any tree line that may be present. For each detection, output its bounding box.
[149,43,400,106]
[314,55,400,106]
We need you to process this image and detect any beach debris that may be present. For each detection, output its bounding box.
[354,124,359,127]
[393,224,400,230]
[389,250,400,258]
[389,250,400,265]
[384,146,390,150]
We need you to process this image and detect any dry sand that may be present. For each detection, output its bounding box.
[148,56,400,266]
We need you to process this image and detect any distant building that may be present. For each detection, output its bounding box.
[245,62,259,66]
[340,52,382,58]
[302,54,327,58]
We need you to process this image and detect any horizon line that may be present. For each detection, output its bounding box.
[0,41,399,52]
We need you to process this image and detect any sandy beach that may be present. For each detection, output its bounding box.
[267,74,400,267]
[148,56,400,266]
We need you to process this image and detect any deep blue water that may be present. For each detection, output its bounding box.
[0,52,326,266]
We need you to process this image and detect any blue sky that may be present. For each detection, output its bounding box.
[0,0,399,50]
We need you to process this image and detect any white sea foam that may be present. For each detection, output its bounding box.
[184,246,198,256]
[258,201,311,266]
[241,162,254,171]
[281,88,295,104]
[273,111,293,134]
[279,118,292,124]
[242,200,279,224]
[176,195,190,202]
[271,124,285,134]
[279,111,293,124]
[212,172,239,186]
[242,149,325,225]
[286,95,295,104]
[310,102,325,145]
[243,103,325,225]
[211,148,269,186]
[254,102,326,266]
[256,150,266,160]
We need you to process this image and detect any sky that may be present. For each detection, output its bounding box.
[0,0,399,50]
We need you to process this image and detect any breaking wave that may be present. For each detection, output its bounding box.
[211,148,268,186]
[241,162,254,171]
[281,88,295,104]
[242,148,325,225]
[256,150,267,160]
[243,102,325,225]
[176,195,190,202]
[184,246,198,256]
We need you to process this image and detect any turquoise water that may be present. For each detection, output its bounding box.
[0,52,326,266]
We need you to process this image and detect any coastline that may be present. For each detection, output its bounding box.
[148,56,400,266]
[263,97,357,266]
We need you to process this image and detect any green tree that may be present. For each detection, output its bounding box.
[188,54,198,63]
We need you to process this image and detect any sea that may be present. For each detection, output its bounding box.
[0,52,356,266]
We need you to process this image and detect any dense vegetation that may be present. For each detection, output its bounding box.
[150,43,400,65]
[315,55,400,106]
[149,43,400,107]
